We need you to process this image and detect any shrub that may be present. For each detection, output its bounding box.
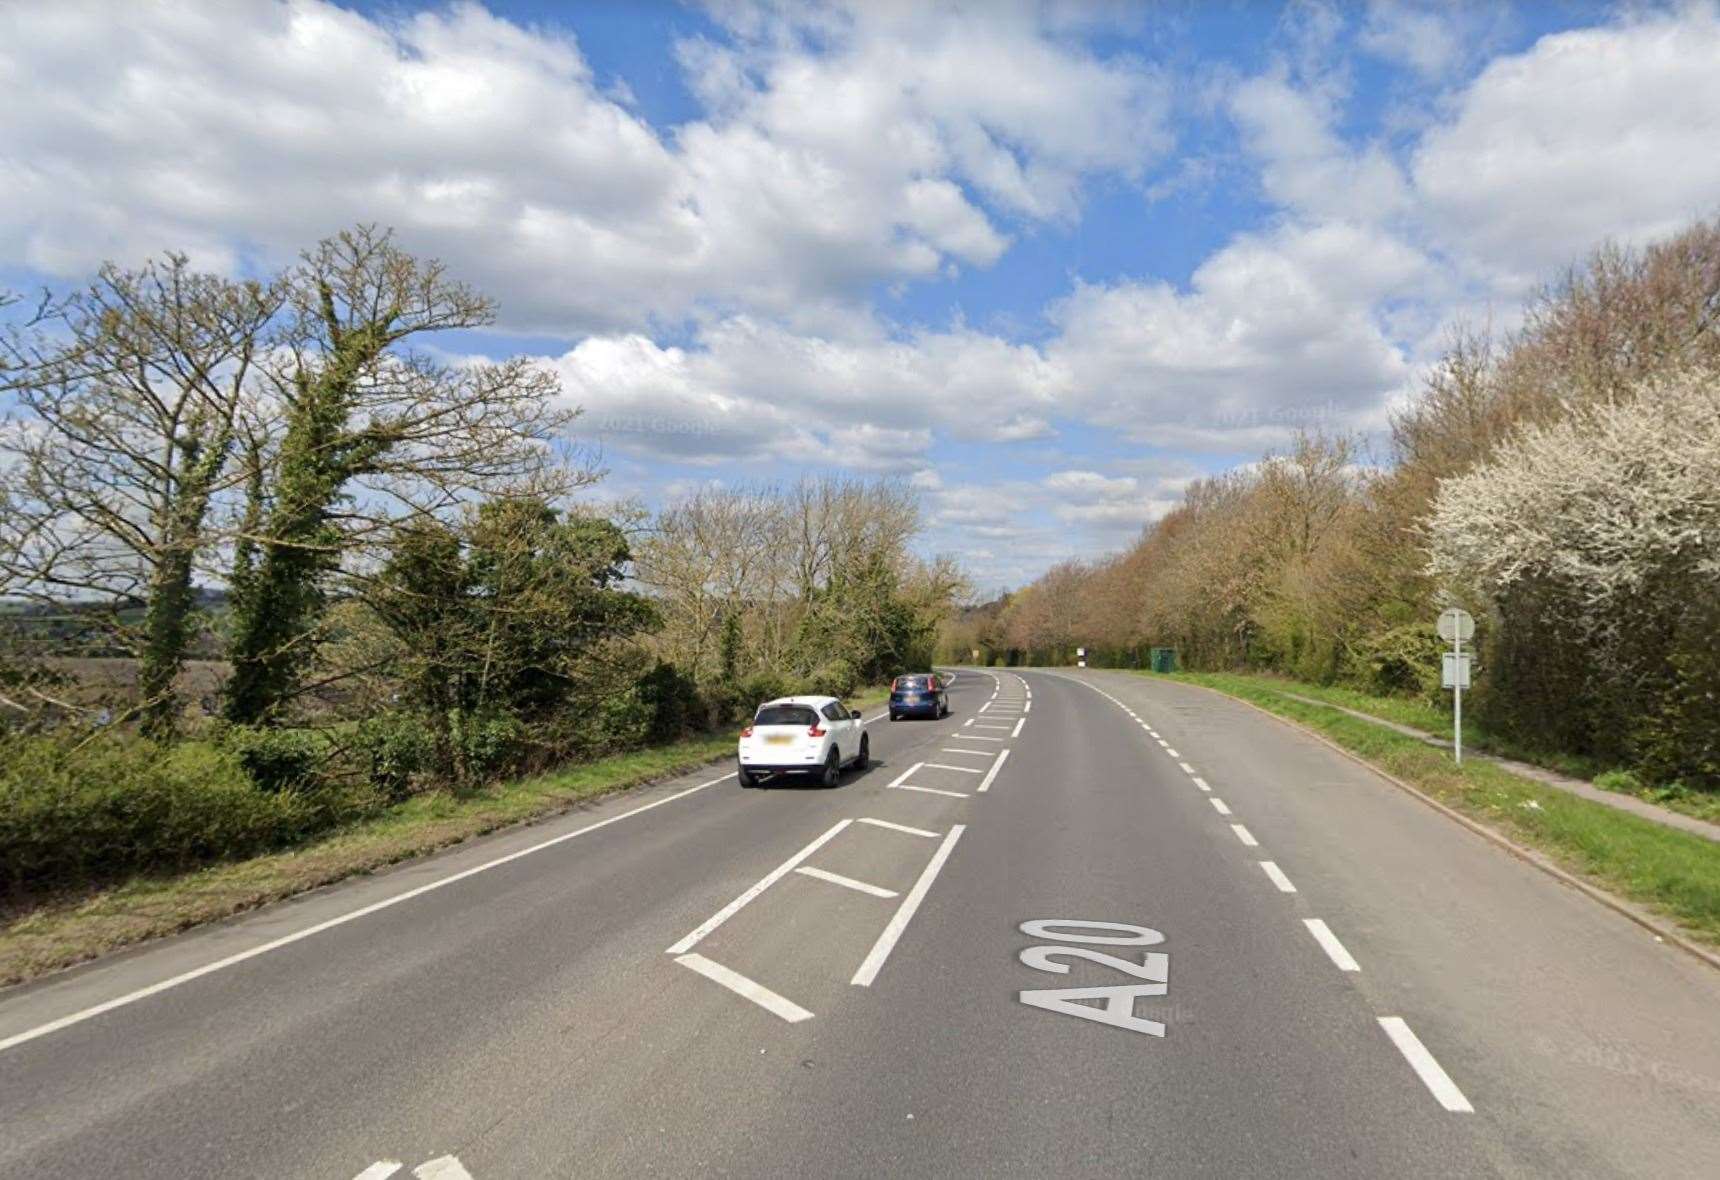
[351,712,433,802]
[222,724,326,793]
[1349,624,1446,702]
[0,732,348,894]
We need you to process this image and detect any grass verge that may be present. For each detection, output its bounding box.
[1136,670,1720,952]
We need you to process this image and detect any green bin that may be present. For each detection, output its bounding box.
[1149,647,1177,673]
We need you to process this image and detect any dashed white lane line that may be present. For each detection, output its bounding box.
[923,762,984,774]
[676,953,813,1023]
[1178,761,1195,775]
[1024,699,1032,713]
[1304,919,1360,972]
[1165,747,1180,758]
[976,748,1012,794]
[1156,738,1169,747]
[3,766,744,1057]
[1192,776,1211,792]
[354,1165,403,1180]
[666,819,852,954]
[1378,1017,1474,1112]
[796,865,899,898]
[1259,861,1298,893]
[1011,717,1026,737]
[859,817,939,838]
[1231,824,1259,847]
[415,1156,475,1180]
[1209,797,1233,816]
[852,824,966,987]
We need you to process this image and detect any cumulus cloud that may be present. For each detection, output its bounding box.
[0,0,1170,335]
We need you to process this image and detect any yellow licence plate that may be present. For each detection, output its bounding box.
[764,735,793,746]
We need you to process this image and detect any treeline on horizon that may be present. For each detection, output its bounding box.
[944,216,1720,794]
[0,227,963,895]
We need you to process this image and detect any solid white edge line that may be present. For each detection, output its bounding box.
[976,748,1011,794]
[676,953,814,1023]
[851,824,966,986]
[2,769,741,1057]
[353,1164,404,1180]
[1378,1017,1473,1112]
[666,819,852,954]
[1209,797,1233,816]
[1259,860,1297,892]
[415,1156,475,1180]
[1231,823,1258,847]
[1011,717,1025,737]
[1304,919,1361,972]
[796,865,898,898]
[858,816,939,839]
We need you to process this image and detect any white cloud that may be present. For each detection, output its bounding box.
[0,0,1169,334]
[1412,7,1720,292]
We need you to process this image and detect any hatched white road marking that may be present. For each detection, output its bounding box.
[896,782,970,798]
[677,953,813,1023]
[923,762,984,774]
[1231,824,1258,847]
[796,866,898,898]
[942,747,995,756]
[1024,700,1032,713]
[1379,1017,1474,1112]
[353,1165,403,1180]
[666,820,852,954]
[415,1157,475,1180]
[1209,798,1233,816]
[1304,919,1361,972]
[977,748,1012,793]
[852,825,966,987]
[1259,861,1297,893]
[1011,717,1026,737]
[858,817,939,839]
[956,734,1003,741]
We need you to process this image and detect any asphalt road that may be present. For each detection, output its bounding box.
[3,668,1718,1178]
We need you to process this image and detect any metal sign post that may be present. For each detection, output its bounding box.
[1437,608,1475,765]
[1076,646,1086,669]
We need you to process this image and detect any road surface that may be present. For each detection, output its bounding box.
[3,668,1718,1178]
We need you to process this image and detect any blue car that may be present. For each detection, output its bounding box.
[889,673,948,720]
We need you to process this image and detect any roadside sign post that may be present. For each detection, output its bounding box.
[1437,608,1475,765]
[1077,646,1086,669]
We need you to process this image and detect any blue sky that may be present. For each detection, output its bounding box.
[4,1,1717,593]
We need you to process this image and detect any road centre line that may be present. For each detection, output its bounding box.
[977,748,1011,793]
[1231,824,1259,846]
[923,762,984,774]
[1304,919,1360,972]
[1165,747,1180,757]
[1192,776,1211,791]
[1210,797,1233,816]
[2,767,743,1057]
[796,865,898,898]
[676,953,813,1023]
[859,816,939,838]
[1156,738,1169,747]
[1011,717,1026,737]
[1259,861,1298,893]
[1179,761,1196,774]
[1378,1017,1474,1112]
[851,824,966,986]
[666,819,852,954]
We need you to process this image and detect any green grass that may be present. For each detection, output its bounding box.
[0,683,893,986]
[1128,669,1720,949]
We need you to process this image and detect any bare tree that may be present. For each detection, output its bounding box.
[0,258,284,735]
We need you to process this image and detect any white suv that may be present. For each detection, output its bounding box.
[737,695,869,788]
